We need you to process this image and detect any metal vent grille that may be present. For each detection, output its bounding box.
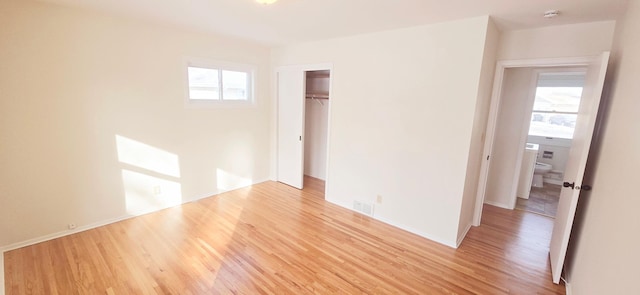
[353,201,374,216]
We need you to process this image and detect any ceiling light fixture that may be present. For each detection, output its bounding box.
[543,10,560,18]
[256,0,278,4]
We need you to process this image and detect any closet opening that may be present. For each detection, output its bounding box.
[303,70,330,192]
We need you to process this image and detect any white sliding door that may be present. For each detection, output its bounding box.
[276,69,305,189]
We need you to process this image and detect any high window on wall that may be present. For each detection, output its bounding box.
[528,73,585,139]
[186,59,255,105]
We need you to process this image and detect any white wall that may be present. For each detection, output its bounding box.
[0,0,272,248]
[566,1,640,293]
[272,16,492,247]
[457,19,499,244]
[484,68,535,208]
[498,21,616,60]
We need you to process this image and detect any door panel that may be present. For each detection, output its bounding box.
[277,70,305,189]
[549,52,610,283]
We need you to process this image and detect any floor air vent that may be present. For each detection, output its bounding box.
[353,201,374,216]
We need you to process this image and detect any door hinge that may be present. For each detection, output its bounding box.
[487,155,490,161]
[299,136,302,141]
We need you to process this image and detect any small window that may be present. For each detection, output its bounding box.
[188,67,219,100]
[528,87,582,139]
[222,70,248,100]
[186,60,254,104]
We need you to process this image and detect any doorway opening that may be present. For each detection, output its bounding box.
[303,70,331,191]
[276,64,333,193]
[473,53,609,284]
[515,71,586,218]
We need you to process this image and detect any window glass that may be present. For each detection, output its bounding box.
[532,87,582,112]
[528,87,582,139]
[186,63,253,104]
[222,70,248,100]
[529,112,578,139]
[188,67,219,100]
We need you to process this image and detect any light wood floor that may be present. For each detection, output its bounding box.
[4,177,565,294]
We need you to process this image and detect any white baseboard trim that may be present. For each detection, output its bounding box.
[483,200,511,210]
[375,215,458,248]
[0,215,134,295]
[0,214,133,253]
[189,178,271,202]
[325,199,457,249]
[565,281,572,295]
[0,179,272,294]
[0,179,271,253]
[456,223,473,248]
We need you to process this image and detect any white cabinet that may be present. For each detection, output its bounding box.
[517,144,538,199]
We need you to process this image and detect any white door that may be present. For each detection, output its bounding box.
[277,69,305,189]
[549,52,610,283]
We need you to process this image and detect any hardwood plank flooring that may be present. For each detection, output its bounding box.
[4,176,565,294]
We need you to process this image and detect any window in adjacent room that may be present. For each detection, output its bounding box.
[528,73,585,139]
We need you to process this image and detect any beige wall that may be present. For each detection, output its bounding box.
[484,68,536,208]
[0,0,272,248]
[457,18,499,244]
[272,17,491,247]
[498,21,616,60]
[567,1,640,293]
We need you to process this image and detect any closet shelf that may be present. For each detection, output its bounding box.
[306,71,330,78]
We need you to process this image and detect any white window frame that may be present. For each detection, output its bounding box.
[184,57,257,107]
[528,71,586,139]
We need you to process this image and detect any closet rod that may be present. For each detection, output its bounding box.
[305,93,329,100]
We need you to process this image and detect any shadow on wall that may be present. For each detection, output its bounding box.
[115,134,254,216]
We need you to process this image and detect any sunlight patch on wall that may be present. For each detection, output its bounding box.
[216,168,252,192]
[122,169,182,215]
[116,134,183,215]
[116,135,181,178]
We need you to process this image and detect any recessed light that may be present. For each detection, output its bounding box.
[543,10,560,18]
[256,0,278,4]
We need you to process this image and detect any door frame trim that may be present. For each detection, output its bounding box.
[473,56,599,226]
